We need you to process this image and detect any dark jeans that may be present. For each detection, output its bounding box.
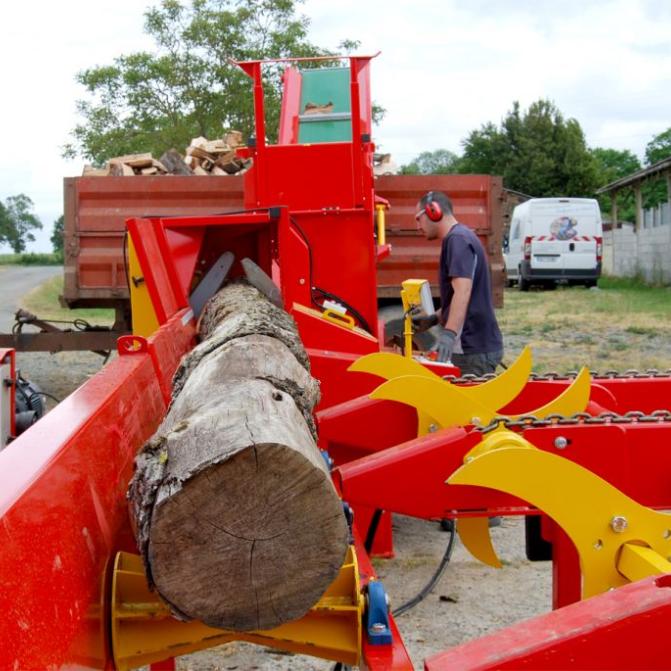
[452,349,504,376]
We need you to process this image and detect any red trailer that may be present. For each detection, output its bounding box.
[61,174,505,324]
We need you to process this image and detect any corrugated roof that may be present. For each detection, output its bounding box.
[597,155,671,194]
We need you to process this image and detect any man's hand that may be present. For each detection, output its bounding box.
[411,312,438,333]
[435,328,457,363]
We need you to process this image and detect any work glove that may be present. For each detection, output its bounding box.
[411,311,438,333]
[434,328,457,363]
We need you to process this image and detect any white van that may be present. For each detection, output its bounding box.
[503,198,603,290]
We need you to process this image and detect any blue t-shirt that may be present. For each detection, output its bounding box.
[439,223,503,354]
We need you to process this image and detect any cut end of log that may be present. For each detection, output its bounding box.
[148,442,348,631]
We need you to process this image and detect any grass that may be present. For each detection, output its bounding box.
[498,277,671,373]
[20,276,115,326]
[0,252,63,265]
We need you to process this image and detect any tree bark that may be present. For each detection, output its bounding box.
[128,282,348,631]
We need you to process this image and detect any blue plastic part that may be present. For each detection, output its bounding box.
[320,449,334,471]
[366,581,392,645]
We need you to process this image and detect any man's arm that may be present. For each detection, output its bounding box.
[444,276,472,334]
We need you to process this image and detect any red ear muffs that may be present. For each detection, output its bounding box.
[425,200,443,222]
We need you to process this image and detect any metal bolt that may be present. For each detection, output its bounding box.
[594,539,603,550]
[471,416,481,426]
[370,623,387,633]
[663,529,671,540]
[298,278,306,285]
[610,516,628,533]
[554,436,569,450]
[428,423,438,433]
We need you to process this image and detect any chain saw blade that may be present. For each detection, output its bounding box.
[189,251,235,318]
[241,257,283,308]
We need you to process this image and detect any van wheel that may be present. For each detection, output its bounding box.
[584,280,597,288]
[518,275,530,292]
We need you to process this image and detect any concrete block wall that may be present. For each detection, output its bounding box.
[604,204,671,283]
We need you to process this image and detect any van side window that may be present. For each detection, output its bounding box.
[512,220,520,240]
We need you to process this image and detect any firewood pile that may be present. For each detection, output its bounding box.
[373,153,400,176]
[82,131,251,177]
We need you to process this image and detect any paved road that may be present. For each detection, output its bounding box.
[0,265,62,331]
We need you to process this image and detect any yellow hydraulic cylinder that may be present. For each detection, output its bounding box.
[375,203,386,246]
[111,546,363,670]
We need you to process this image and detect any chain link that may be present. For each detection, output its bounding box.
[442,368,671,384]
[475,409,671,435]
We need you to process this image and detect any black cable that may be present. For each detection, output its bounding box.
[289,216,372,333]
[312,286,372,334]
[392,524,456,618]
[364,509,384,554]
[35,391,62,404]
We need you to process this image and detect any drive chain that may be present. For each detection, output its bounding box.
[476,409,671,435]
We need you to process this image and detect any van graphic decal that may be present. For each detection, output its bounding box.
[550,216,578,240]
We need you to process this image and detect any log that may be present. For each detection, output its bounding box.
[160,149,194,175]
[128,282,348,632]
[109,152,154,168]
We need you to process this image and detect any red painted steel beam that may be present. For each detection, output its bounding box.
[337,420,671,520]
[336,428,528,520]
[0,312,195,670]
[425,574,671,670]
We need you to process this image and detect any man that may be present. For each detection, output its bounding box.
[413,190,503,376]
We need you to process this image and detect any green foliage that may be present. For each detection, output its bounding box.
[641,127,671,209]
[400,149,462,175]
[591,147,641,221]
[0,194,43,253]
[65,0,378,164]
[645,127,671,165]
[459,100,600,197]
[0,253,62,266]
[51,215,64,254]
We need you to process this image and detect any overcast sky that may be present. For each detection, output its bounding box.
[1,0,670,252]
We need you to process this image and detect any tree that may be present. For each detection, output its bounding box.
[591,147,641,221]
[0,195,42,253]
[641,127,671,209]
[65,0,381,164]
[645,127,671,165]
[400,149,462,175]
[459,100,600,197]
[51,215,65,255]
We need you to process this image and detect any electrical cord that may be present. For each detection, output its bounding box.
[289,216,372,334]
[392,524,456,618]
[35,391,62,404]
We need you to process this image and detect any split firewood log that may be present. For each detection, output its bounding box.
[128,282,348,632]
[159,149,194,175]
